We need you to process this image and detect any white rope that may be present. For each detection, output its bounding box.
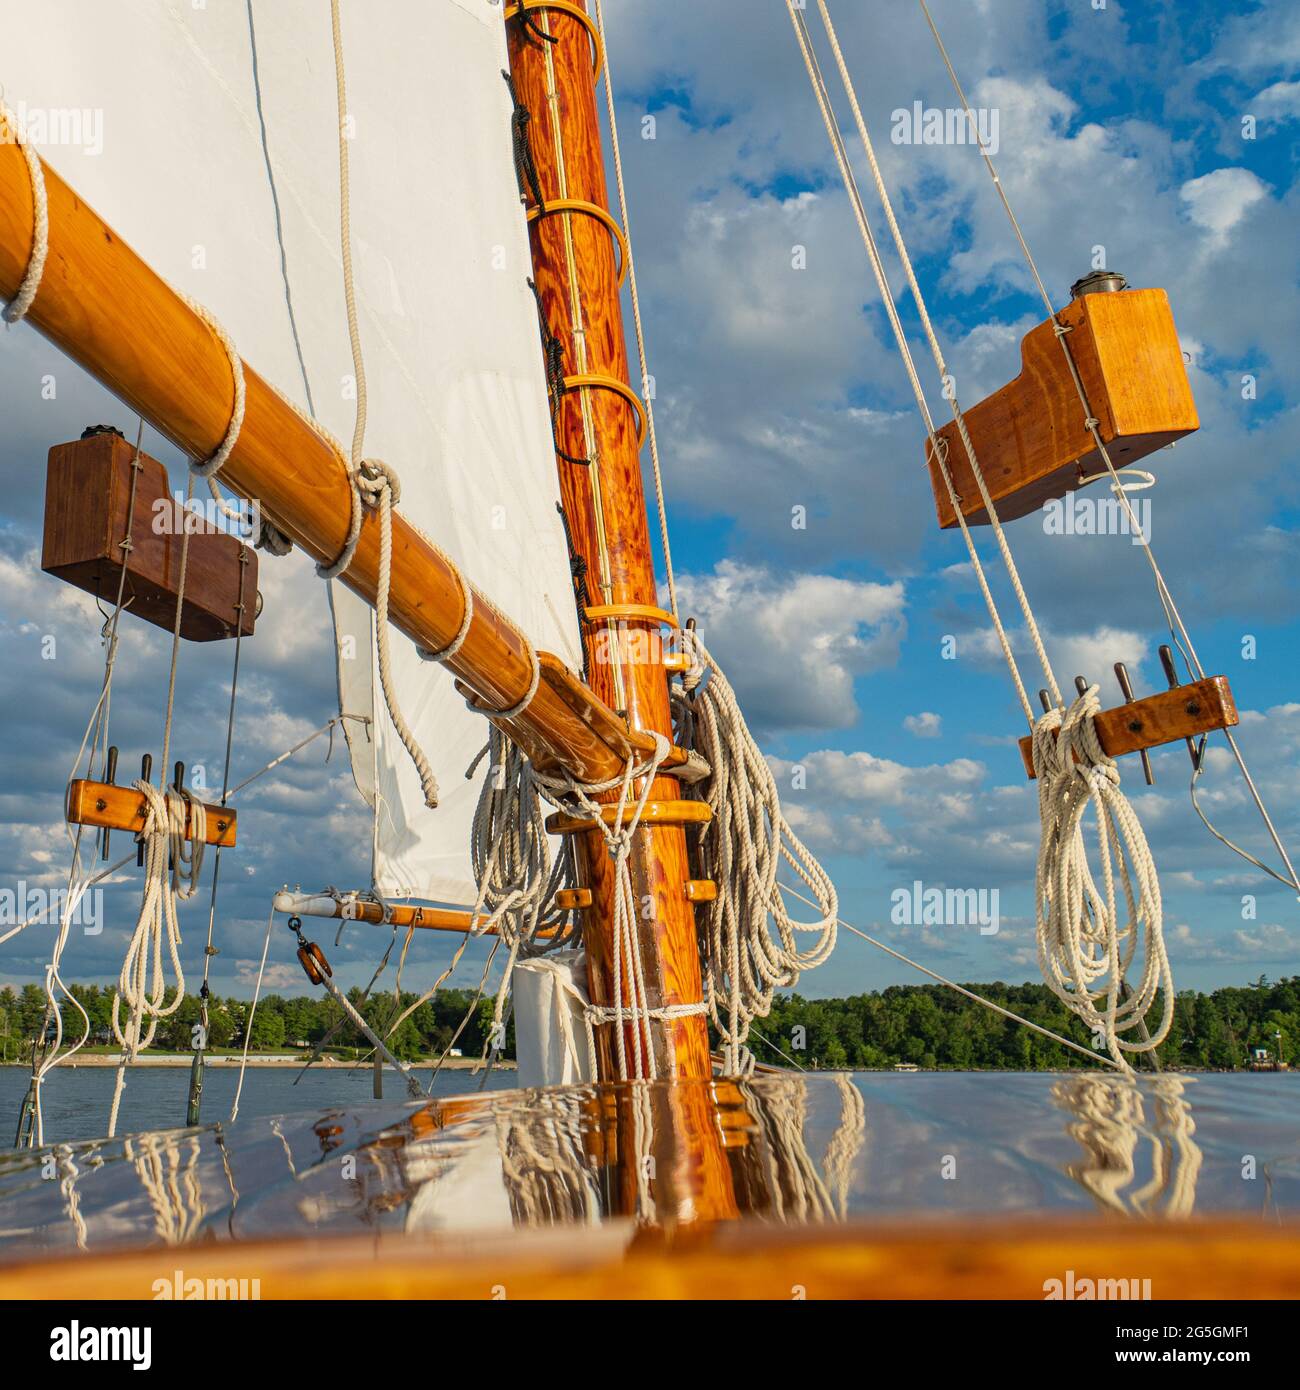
[1,103,49,324]
[353,460,441,808]
[534,733,707,1081]
[1032,687,1171,1070]
[680,637,837,1074]
[182,300,246,480]
[792,2,1171,1061]
[230,903,276,1123]
[106,783,206,1136]
[916,0,1300,905]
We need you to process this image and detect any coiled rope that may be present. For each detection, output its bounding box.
[107,782,208,1135]
[680,637,837,1074]
[790,1,1169,1067]
[1033,687,1170,1066]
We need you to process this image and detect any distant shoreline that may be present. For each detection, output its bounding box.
[0,1055,511,1070]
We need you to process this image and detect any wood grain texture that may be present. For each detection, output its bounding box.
[929,289,1198,527]
[65,780,236,847]
[507,3,711,1084]
[0,138,650,789]
[42,433,255,641]
[4,1217,1296,1300]
[1017,676,1238,779]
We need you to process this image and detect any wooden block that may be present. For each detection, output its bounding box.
[555,888,594,910]
[41,432,256,640]
[929,288,1198,528]
[1017,677,1237,779]
[65,779,237,846]
[684,879,717,903]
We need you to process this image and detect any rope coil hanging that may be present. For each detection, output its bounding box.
[107,782,209,1135]
[789,0,1170,1069]
[1032,686,1171,1066]
[678,637,838,1074]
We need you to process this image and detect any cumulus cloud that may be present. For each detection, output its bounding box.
[680,560,905,733]
[903,712,942,738]
[1179,168,1271,247]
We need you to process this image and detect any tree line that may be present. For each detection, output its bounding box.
[0,975,1295,1069]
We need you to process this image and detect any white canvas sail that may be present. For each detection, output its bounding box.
[6,0,580,905]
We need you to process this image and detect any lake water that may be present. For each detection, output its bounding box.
[0,1062,518,1143]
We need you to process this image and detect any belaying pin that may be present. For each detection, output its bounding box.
[103,746,118,859]
[137,754,153,866]
[1114,662,1154,785]
[1159,644,1202,772]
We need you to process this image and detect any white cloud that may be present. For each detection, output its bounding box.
[680,561,905,733]
[903,711,942,738]
[1179,168,1271,246]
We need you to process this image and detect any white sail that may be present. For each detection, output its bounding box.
[6,0,580,905]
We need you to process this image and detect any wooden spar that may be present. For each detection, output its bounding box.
[270,890,566,938]
[506,3,711,1083]
[0,141,660,790]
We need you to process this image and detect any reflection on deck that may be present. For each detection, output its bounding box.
[0,1072,1296,1296]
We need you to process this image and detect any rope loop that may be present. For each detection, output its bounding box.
[1,103,49,325]
[1032,686,1171,1070]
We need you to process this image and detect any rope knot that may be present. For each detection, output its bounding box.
[357,457,400,508]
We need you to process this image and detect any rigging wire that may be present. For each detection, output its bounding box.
[777,879,1122,1071]
[20,421,148,1146]
[794,1,1170,1069]
[914,0,1300,901]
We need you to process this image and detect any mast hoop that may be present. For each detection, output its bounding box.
[558,372,647,448]
[584,603,678,628]
[505,1,605,83]
[526,199,627,287]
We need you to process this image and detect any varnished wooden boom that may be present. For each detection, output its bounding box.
[66,780,236,847]
[0,142,640,788]
[1018,677,1238,779]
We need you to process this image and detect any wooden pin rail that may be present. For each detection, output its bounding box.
[0,138,657,791]
[1017,676,1238,779]
[66,780,236,847]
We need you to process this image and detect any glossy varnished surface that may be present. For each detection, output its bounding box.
[0,1072,1296,1298]
[507,4,711,1083]
[929,289,1198,527]
[0,128,646,788]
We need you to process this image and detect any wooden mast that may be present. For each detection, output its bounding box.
[505,2,711,1082]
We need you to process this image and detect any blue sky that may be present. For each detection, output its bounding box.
[2,0,1298,1007]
